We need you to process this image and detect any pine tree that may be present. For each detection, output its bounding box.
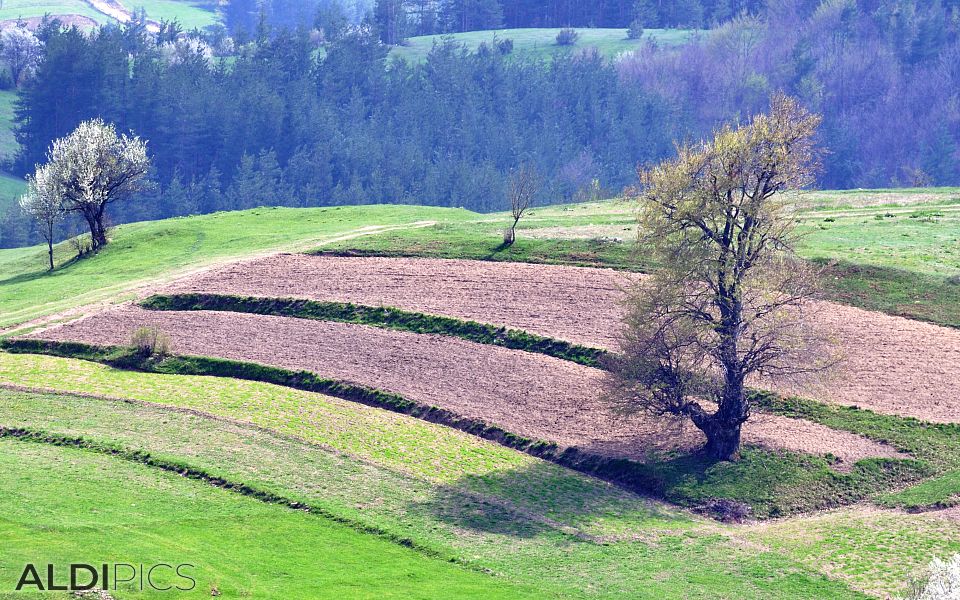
[632,0,659,28]
[374,0,408,45]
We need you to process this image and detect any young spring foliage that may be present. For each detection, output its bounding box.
[608,94,830,461]
[18,174,64,270]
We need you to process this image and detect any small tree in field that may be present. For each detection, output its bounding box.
[19,173,65,271]
[556,28,579,46]
[607,94,830,461]
[29,119,150,253]
[503,164,541,246]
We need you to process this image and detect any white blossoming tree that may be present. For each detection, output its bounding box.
[19,171,65,271]
[29,119,150,253]
[905,554,960,600]
[0,23,42,85]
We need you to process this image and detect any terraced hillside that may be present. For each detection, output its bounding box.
[2,191,959,597]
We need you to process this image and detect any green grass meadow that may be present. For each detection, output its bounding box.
[390,27,696,62]
[0,382,884,599]
[128,0,220,29]
[0,0,111,23]
[0,0,219,28]
[0,436,537,599]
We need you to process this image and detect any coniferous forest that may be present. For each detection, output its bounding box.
[1,0,959,247]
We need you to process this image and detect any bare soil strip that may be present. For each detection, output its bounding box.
[23,307,906,469]
[161,255,960,424]
[162,254,631,348]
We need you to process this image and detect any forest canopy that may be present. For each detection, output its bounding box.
[2,0,958,247]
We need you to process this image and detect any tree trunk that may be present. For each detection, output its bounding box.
[503,218,519,246]
[689,393,746,462]
[83,210,107,252]
[92,220,107,250]
[700,418,743,461]
[47,241,54,271]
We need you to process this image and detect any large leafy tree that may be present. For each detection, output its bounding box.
[607,95,830,461]
[29,119,150,252]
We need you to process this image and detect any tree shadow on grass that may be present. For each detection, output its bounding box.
[410,441,931,537]
[407,459,689,539]
[0,254,85,287]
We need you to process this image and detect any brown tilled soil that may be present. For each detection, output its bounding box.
[161,255,960,424]
[161,254,632,348]
[24,307,905,469]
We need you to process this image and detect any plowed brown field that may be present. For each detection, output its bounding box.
[24,307,905,468]
[161,255,960,424]
[161,254,630,348]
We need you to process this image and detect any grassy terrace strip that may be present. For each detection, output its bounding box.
[0,425,449,561]
[0,338,665,500]
[141,293,608,367]
[0,436,534,599]
[133,295,960,507]
[0,340,931,517]
[753,392,960,509]
[2,387,885,599]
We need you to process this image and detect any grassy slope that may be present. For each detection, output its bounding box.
[1,347,929,518]
[322,190,960,328]
[0,437,535,599]
[0,0,111,22]
[5,369,958,598]
[2,191,959,596]
[0,205,472,329]
[0,384,875,599]
[0,173,26,216]
[390,27,695,62]
[126,0,220,29]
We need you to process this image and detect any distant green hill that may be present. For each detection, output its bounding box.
[0,0,112,25]
[0,0,220,29]
[390,27,697,62]
[128,0,220,29]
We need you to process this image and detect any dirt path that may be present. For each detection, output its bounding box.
[85,0,160,31]
[22,306,907,469]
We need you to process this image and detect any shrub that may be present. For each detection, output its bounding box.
[130,326,171,358]
[694,498,752,523]
[903,554,960,600]
[497,38,514,55]
[556,28,579,46]
[627,20,645,40]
